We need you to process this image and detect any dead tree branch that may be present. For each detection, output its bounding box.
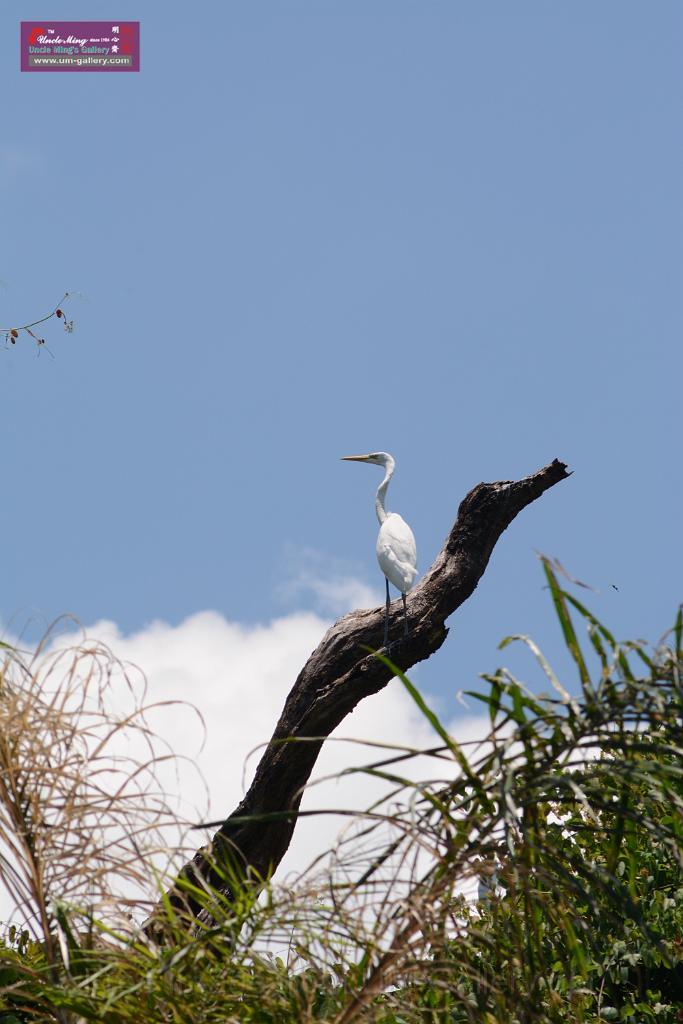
[154,458,570,926]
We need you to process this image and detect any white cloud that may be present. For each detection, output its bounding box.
[75,607,488,879]
[0,567,491,926]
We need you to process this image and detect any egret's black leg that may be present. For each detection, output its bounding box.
[384,577,390,646]
[402,593,408,637]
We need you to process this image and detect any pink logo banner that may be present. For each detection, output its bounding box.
[21,21,140,72]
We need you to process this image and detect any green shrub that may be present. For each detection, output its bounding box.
[1,560,681,1022]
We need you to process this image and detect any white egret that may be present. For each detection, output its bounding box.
[341,452,417,645]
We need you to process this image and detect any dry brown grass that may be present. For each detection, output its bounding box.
[0,621,205,954]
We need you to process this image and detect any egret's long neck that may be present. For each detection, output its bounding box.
[375,457,395,525]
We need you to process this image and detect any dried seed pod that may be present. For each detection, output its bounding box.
[56,309,63,318]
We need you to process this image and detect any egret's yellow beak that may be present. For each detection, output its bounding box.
[341,455,371,462]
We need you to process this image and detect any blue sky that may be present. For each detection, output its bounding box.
[2,2,681,709]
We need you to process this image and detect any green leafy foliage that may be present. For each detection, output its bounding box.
[0,560,682,1022]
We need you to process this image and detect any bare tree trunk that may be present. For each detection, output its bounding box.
[151,459,570,928]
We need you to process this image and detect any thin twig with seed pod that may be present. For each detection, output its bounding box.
[1,292,74,352]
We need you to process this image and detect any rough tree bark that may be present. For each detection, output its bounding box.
[154,458,570,925]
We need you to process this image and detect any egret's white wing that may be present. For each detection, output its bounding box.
[376,513,417,594]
